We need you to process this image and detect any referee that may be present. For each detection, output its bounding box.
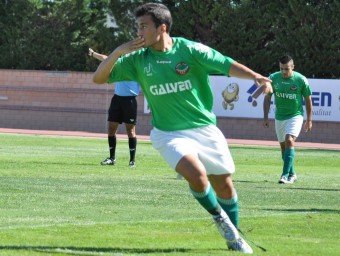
[89,48,140,167]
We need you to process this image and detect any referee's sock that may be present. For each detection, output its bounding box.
[128,137,137,162]
[108,136,116,160]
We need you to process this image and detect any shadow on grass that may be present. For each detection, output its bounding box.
[235,183,340,192]
[263,208,340,214]
[287,187,340,192]
[0,245,224,254]
[234,180,271,183]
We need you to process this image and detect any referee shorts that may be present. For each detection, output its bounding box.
[107,95,137,124]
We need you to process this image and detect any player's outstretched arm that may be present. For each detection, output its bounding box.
[89,48,107,61]
[229,62,273,94]
[263,94,272,128]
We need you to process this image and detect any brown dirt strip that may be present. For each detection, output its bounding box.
[0,128,339,151]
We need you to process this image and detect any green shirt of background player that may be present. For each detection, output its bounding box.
[263,55,312,184]
[93,3,272,254]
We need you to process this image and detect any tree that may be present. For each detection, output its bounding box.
[270,0,340,78]
[215,0,339,77]
[0,0,114,71]
[0,0,36,68]
[0,0,338,77]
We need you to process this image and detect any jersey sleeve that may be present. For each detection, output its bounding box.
[108,54,139,84]
[188,42,235,76]
[301,76,312,97]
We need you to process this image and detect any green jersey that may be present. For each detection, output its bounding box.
[109,37,234,131]
[269,71,312,120]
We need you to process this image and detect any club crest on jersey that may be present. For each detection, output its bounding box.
[290,85,298,91]
[175,62,189,75]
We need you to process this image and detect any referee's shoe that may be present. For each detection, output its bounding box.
[101,157,116,165]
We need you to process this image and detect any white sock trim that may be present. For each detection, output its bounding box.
[189,182,211,198]
[216,190,238,205]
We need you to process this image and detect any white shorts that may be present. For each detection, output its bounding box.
[150,125,235,175]
[275,116,303,143]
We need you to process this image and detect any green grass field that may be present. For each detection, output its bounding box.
[0,133,339,256]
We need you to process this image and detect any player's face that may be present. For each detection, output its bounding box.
[279,62,294,79]
[136,15,163,49]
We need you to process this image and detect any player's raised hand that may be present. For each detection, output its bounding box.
[116,37,145,56]
[262,81,273,94]
[254,76,273,94]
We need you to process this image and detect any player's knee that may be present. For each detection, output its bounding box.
[285,135,295,147]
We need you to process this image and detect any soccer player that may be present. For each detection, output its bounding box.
[89,48,139,167]
[93,3,272,254]
[263,55,312,184]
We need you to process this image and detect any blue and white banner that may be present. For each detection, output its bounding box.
[210,76,340,122]
[144,76,340,122]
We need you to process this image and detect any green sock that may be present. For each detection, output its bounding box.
[190,183,221,216]
[282,148,295,177]
[282,151,295,176]
[217,191,239,228]
[289,164,295,176]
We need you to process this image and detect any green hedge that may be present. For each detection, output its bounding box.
[0,0,338,78]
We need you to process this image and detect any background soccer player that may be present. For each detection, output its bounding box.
[263,55,312,184]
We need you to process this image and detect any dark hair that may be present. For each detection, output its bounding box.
[279,55,293,65]
[135,3,172,33]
